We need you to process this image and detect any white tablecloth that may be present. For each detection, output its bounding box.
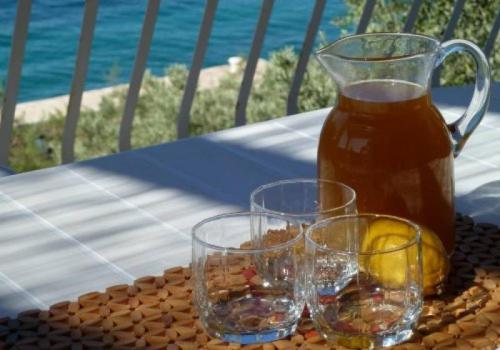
[0,84,498,316]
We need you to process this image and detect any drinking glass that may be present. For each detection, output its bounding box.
[305,214,423,349]
[250,178,357,225]
[192,212,305,344]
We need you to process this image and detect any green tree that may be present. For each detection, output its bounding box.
[334,0,499,85]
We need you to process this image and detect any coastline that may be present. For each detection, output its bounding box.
[15,59,267,124]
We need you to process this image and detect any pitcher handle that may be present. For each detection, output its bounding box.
[434,39,492,157]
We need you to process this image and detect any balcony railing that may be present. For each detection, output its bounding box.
[0,0,498,167]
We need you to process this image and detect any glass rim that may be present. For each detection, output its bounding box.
[305,213,422,256]
[316,32,440,63]
[192,211,303,254]
[250,178,357,217]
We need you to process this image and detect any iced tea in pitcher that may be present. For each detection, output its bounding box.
[316,33,491,254]
[318,79,454,251]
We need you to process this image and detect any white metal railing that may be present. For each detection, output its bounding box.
[484,6,500,61]
[0,0,498,166]
[62,0,100,164]
[356,0,377,35]
[176,0,219,140]
[431,0,467,86]
[286,0,326,116]
[119,0,161,154]
[0,1,31,166]
[235,0,275,128]
[403,0,422,33]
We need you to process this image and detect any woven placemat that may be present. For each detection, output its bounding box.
[1,213,499,350]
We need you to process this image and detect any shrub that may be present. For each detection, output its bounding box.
[7,0,498,172]
[9,48,335,172]
[333,0,499,85]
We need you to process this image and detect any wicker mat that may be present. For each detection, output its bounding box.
[1,213,499,350]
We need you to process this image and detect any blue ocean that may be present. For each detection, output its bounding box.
[0,0,347,102]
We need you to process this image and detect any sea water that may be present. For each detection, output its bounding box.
[0,0,346,102]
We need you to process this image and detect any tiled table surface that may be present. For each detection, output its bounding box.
[0,84,498,316]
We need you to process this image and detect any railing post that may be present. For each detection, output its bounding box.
[432,0,466,87]
[484,9,500,59]
[356,0,376,34]
[177,0,219,139]
[403,0,422,33]
[62,0,99,164]
[0,0,31,166]
[287,0,326,116]
[235,0,275,127]
[119,0,161,152]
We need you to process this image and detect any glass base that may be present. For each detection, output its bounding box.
[214,323,297,344]
[331,325,414,349]
[379,327,414,348]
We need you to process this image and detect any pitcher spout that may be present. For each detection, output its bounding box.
[315,33,441,93]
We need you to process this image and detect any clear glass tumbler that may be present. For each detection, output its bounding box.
[192,212,305,344]
[305,214,423,349]
[250,178,357,225]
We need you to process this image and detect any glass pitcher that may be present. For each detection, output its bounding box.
[316,33,491,253]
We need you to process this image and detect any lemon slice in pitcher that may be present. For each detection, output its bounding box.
[360,218,449,296]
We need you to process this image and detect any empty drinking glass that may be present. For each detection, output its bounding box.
[192,212,305,344]
[305,214,423,349]
[250,178,357,225]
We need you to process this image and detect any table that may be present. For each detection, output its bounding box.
[0,84,499,317]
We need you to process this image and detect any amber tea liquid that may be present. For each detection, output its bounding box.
[318,80,454,252]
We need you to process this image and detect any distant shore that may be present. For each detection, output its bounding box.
[15,59,267,124]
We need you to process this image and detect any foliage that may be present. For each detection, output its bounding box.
[9,49,335,172]
[7,0,498,171]
[333,0,499,85]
